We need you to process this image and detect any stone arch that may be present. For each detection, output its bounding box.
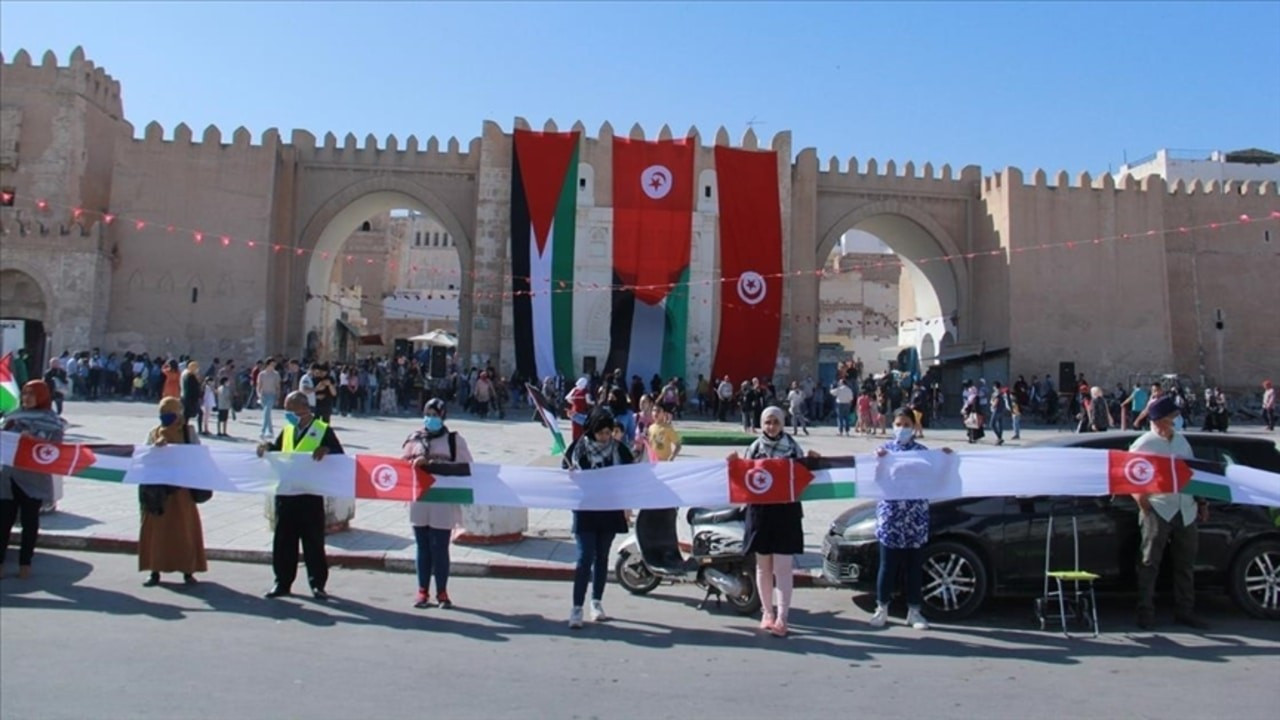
[0,267,51,323]
[816,199,969,344]
[295,175,474,361]
[920,333,937,363]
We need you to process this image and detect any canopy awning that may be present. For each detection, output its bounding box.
[358,334,384,346]
[936,341,1008,364]
[878,344,914,362]
[408,329,458,348]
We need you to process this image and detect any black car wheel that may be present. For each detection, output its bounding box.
[1229,539,1280,620]
[920,540,988,621]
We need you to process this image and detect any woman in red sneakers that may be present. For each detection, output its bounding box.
[402,398,470,609]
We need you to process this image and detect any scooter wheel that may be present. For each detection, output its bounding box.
[615,553,661,595]
[725,571,762,616]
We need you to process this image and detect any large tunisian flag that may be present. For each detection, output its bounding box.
[711,146,783,385]
[606,137,695,383]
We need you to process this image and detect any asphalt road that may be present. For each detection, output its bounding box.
[2,551,1278,720]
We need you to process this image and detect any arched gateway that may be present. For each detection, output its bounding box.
[4,49,1277,391]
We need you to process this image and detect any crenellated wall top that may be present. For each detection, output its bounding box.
[983,166,1279,197]
[0,46,123,117]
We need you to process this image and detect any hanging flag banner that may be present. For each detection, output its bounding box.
[607,137,696,382]
[511,129,580,382]
[711,146,783,386]
[3,433,1277,510]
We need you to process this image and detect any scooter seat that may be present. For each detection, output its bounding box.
[686,506,745,526]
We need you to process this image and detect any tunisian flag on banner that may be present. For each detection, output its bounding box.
[607,137,695,383]
[712,146,783,385]
[13,435,98,476]
[1107,450,1186,495]
[354,455,425,502]
[728,457,815,504]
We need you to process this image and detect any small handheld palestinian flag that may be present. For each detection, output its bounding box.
[526,383,567,456]
[0,353,20,415]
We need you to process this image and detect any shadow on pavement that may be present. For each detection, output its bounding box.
[0,553,185,621]
[29,511,102,532]
[325,528,414,553]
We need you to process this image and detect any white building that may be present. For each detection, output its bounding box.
[1115,148,1280,185]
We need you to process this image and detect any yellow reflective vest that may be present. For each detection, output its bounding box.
[282,418,329,454]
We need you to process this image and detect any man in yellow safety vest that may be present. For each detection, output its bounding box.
[257,391,344,600]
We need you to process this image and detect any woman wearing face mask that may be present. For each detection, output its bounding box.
[563,407,633,629]
[730,406,817,637]
[138,396,208,586]
[402,398,471,609]
[868,409,954,629]
[1,381,65,579]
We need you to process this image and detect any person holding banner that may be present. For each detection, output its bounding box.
[869,409,954,630]
[1131,395,1209,630]
[733,406,815,638]
[563,407,634,629]
[257,391,342,600]
[1,381,64,579]
[138,396,208,586]
[404,398,469,610]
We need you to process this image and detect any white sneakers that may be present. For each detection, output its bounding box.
[869,604,930,629]
[569,601,610,629]
[589,600,610,622]
[869,605,888,627]
[906,607,930,630]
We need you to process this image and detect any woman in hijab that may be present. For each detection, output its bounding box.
[562,407,633,629]
[403,398,471,609]
[729,405,815,637]
[138,396,208,586]
[1,381,65,578]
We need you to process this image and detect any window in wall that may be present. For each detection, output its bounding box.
[579,178,587,189]
[191,288,199,304]
[704,185,712,199]
[415,231,422,246]
[361,221,371,232]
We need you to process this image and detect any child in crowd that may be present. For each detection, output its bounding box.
[646,403,682,463]
[215,377,234,437]
[200,378,216,436]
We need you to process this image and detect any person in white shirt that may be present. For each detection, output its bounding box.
[1129,395,1209,630]
[786,381,810,436]
[716,376,734,423]
[830,381,854,436]
[1262,380,1275,431]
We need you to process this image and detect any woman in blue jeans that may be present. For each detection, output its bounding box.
[403,398,470,609]
[563,407,634,629]
[870,409,952,630]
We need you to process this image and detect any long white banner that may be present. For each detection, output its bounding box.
[1,432,1278,509]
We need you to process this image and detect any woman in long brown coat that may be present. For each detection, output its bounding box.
[138,396,208,586]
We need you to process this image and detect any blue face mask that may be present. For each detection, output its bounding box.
[159,412,178,426]
[283,411,301,427]
[423,416,444,433]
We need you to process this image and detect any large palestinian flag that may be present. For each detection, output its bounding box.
[606,137,695,383]
[511,129,580,382]
[711,146,784,385]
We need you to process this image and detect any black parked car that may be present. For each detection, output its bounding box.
[823,432,1280,621]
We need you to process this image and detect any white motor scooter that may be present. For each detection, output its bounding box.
[614,507,760,615]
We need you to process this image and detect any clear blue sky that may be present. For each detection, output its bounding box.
[3,1,1277,174]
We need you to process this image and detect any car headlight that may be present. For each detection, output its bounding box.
[842,517,877,541]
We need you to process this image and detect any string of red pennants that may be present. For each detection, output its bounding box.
[4,194,1276,314]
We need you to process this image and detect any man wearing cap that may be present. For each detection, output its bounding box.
[257,391,344,600]
[1129,394,1209,630]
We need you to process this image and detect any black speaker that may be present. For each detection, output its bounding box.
[583,356,597,375]
[394,339,412,359]
[429,346,447,378]
[1058,362,1076,391]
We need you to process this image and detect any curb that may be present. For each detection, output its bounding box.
[21,531,834,587]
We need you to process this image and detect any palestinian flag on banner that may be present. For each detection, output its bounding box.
[511,129,580,383]
[0,353,19,415]
[727,456,856,504]
[11,435,133,482]
[1107,450,1238,501]
[354,455,476,504]
[526,383,567,456]
[606,137,695,382]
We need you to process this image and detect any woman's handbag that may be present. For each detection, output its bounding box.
[963,412,984,430]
